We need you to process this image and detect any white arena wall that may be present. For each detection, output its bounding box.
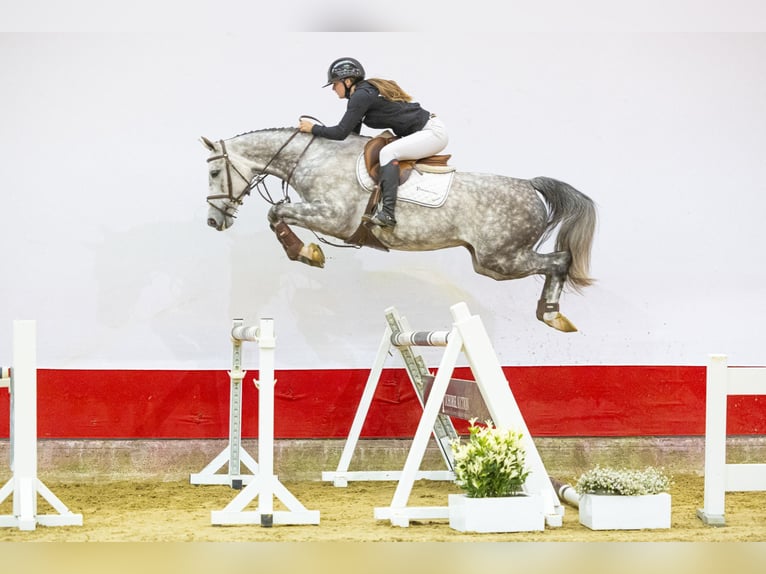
[1,32,764,372]
[2,30,766,483]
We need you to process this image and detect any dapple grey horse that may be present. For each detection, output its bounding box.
[202,128,596,332]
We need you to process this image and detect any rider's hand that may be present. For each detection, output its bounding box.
[298,119,314,133]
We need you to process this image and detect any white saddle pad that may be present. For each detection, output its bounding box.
[355,153,455,208]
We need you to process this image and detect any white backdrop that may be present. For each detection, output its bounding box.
[1,30,765,369]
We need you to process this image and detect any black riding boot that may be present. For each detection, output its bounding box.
[370,161,399,227]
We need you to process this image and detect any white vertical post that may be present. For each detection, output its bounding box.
[698,356,766,525]
[12,320,37,531]
[699,354,728,524]
[256,318,275,526]
[1,320,83,530]
[228,320,245,484]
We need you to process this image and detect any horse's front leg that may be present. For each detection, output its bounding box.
[268,202,326,268]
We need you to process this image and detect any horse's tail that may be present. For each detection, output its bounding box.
[529,176,597,292]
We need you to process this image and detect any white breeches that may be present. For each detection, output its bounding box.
[379,116,449,166]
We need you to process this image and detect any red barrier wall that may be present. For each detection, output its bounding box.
[0,366,764,439]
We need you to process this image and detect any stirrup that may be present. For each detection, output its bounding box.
[369,210,396,228]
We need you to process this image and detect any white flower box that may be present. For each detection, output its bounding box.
[448,493,545,533]
[579,492,671,530]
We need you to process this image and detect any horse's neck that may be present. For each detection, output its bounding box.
[229,129,297,180]
[233,129,364,182]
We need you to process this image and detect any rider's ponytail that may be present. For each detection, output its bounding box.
[366,78,412,103]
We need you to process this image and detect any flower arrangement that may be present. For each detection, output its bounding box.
[450,418,529,498]
[575,465,673,496]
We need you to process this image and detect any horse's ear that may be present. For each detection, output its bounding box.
[200,136,216,151]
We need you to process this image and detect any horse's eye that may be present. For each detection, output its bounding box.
[210,169,221,178]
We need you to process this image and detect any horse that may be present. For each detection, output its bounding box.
[202,127,596,332]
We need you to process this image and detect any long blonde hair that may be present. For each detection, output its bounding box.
[366,78,412,103]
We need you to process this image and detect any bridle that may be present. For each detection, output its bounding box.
[205,120,359,250]
[205,126,317,222]
[205,139,261,221]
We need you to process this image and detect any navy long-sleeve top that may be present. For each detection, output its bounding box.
[311,81,431,140]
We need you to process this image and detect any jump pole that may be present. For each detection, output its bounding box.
[210,318,319,526]
[0,320,83,531]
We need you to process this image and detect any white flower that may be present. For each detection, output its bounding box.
[575,465,672,495]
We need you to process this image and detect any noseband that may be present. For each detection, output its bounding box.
[205,139,265,220]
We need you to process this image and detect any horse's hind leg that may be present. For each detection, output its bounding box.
[470,248,578,332]
[536,251,578,333]
[537,251,577,333]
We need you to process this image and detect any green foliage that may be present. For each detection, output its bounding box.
[575,465,673,496]
[450,419,529,498]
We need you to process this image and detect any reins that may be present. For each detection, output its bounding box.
[206,130,304,213]
[207,118,323,209]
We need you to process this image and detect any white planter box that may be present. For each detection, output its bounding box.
[448,493,545,533]
[579,493,671,530]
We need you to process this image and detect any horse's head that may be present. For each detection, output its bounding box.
[202,136,260,231]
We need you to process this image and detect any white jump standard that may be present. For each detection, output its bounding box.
[190,318,259,488]
[327,302,563,528]
[322,306,459,487]
[0,320,83,531]
[697,354,766,526]
[209,318,319,527]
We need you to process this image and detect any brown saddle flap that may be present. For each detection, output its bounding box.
[344,185,390,252]
[363,132,451,184]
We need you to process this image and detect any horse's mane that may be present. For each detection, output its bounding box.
[230,127,289,138]
[230,126,370,142]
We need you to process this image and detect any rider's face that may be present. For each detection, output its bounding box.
[332,79,353,98]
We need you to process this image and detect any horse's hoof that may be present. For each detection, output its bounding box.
[298,243,325,268]
[543,312,578,333]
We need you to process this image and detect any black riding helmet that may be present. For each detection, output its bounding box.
[323,57,365,88]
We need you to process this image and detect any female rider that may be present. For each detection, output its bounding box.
[298,57,448,228]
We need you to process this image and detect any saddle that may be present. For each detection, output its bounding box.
[345,132,454,251]
[346,135,455,251]
[363,131,453,184]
